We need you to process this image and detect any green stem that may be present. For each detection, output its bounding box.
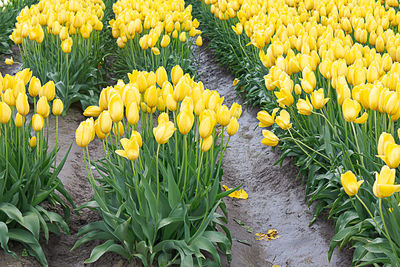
[379,198,399,262]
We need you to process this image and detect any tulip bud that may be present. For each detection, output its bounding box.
[5,57,13,65]
[32,114,44,132]
[15,113,24,127]
[0,102,11,124]
[37,96,50,118]
[136,72,147,93]
[230,103,242,119]
[373,165,400,198]
[196,36,203,47]
[156,66,168,87]
[108,94,124,122]
[28,76,41,97]
[2,89,15,106]
[161,34,170,48]
[275,110,292,130]
[261,130,279,146]
[29,136,37,148]
[171,65,183,85]
[75,121,91,147]
[145,85,158,108]
[53,99,64,116]
[126,102,139,125]
[199,116,214,138]
[83,106,102,117]
[40,81,56,101]
[94,119,106,139]
[201,135,213,152]
[16,93,30,116]
[177,110,194,135]
[166,94,177,111]
[310,88,329,109]
[99,111,112,134]
[216,105,231,126]
[226,117,239,136]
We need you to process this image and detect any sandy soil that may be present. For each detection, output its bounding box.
[0,44,352,267]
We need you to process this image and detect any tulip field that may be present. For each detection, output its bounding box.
[2,0,400,266]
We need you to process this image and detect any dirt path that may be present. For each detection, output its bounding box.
[196,43,353,267]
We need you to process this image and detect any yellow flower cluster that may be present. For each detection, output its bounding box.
[78,65,241,151]
[110,0,202,49]
[11,0,105,53]
[204,0,400,123]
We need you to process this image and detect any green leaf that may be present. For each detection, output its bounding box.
[84,240,131,263]
[23,211,40,240]
[0,203,24,226]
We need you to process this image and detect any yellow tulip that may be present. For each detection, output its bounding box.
[226,117,239,136]
[75,120,92,147]
[216,105,231,126]
[310,88,329,109]
[153,121,176,144]
[342,98,368,123]
[171,65,183,85]
[156,66,168,87]
[275,109,292,130]
[2,90,15,107]
[261,130,279,146]
[52,99,64,116]
[32,114,44,132]
[196,36,203,47]
[151,47,160,56]
[274,87,294,107]
[341,171,364,196]
[257,108,279,127]
[37,96,50,118]
[373,165,400,198]
[158,112,169,125]
[230,103,242,119]
[29,136,37,148]
[108,94,124,122]
[378,143,400,169]
[296,97,313,115]
[16,93,29,116]
[14,113,24,128]
[166,94,177,111]
[145,85,158,108]
[116,138,140,161]
[160,34,170,48]
[201,135,213,152]
[5,57,13,65]
[126,102,139,125]
[99,111,112,134]
[199,115,214,139]
[61,38,72,53]
[41,81,56,101]
[130,130,142,148]
[177,110,194,135]
[83,106,102,117]
[0,102,11,124]
[94,119,106,140]
[28,76,41,97]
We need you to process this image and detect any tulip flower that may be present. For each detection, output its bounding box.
[199,115,214,139]
[257,108,279,128]
[230,103,242,119]
[32,114,44,132]
[75,121,92,147]
[130,130,142,147]
[113,121,124,137]
[373,166,400,198]
[108,94,124,122]
[153,121,176,144]
[94,119,106,140]
[28,76,41,98]
[196,36,203,46]
[0,102,11,124]
[296,97,313,115]
[171,65,183,85]
[156,66,168,88]
[116,138,140,161]
[99,111,112,135]
[29,136,37,148]
[342,98,368,123]
[41,81,56,101]
[216,105,231,126]
[14,113,24,128]
[145,85,158,108]
[2,90,15,107]
[16,93,29,116]
[84,106,102,117]
[227,117,239,136]
[177,110,194,135]
[52,99,64,116]
[261,130,279,146]
[310,88,329,109]
[5,57,13,65]
[37,96,50,118]
[201,135,213,152]
[341,171,364,196]
[274,87,294,107]
[275,110,292,130]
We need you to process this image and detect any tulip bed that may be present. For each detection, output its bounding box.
[110,0,203,77]
[0,69,73,266]
[188,0,400,265]
[12,0,108,112]
[73,66,241,265]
